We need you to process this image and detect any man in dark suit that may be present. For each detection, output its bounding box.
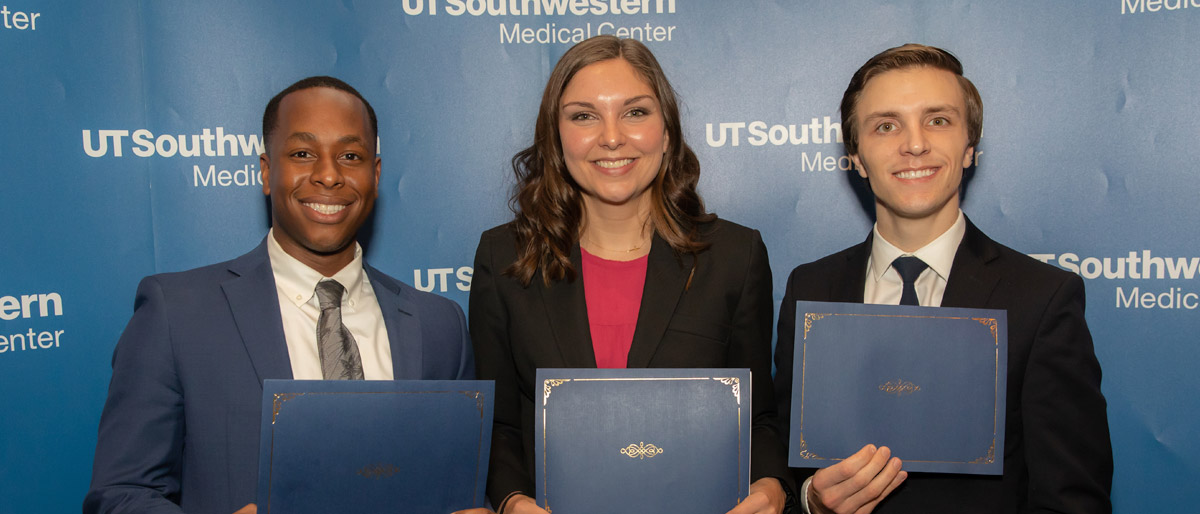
[773,45,1112,514]
[84,76,474,514]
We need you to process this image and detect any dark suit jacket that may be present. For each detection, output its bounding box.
[470,219,791,506]
[84,240,474,514]
[773,219,1112,514]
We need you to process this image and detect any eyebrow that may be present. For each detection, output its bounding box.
[283,132,366,145]
[863,104,962,121]
[284,132,317,143]
[561,95,658,110]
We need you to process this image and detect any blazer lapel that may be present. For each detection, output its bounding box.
[834,236,872,303]
[836,223,1000,308]
[941,218,1002,308]
[626,236,690,368]
[540,244,597,368]
[367,265,424,379]
[223,241,293,384]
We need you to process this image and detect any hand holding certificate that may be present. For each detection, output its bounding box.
[806,444,906,514]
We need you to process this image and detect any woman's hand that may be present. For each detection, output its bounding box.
[725,477,787,514]
[501,494,550,514]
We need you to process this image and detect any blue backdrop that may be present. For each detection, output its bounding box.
[1,1,1196,511]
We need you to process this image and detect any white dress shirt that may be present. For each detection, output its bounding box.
[863,211,967,307]
[266,229,393,380]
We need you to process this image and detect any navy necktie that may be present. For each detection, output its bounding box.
[892,256,928,306]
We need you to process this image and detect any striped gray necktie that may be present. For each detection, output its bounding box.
[315,280,364,380]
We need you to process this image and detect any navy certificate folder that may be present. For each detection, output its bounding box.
[789,301,1007,475]
[256,379,494,514]
[535,368,751,514]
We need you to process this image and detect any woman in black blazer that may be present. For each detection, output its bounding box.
[466,35,791,514]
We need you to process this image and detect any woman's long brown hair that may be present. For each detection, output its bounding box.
[506,35,714,287]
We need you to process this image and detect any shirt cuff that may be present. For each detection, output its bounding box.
[800,476,814,514]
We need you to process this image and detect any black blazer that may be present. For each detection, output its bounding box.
[773,219,1113,513]
[470,219,791,505]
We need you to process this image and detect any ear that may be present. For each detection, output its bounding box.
[373,157,381,198]
[259,153,271,196]
[962,146,975,169]
[851,154,867,178]
[661,128,670,154]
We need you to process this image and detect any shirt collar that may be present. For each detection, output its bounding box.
[266,228,366,308]
[868,210,966,283]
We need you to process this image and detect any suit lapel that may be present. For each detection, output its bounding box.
[834,236,871,303]
[941,219,1002,308]
[626,236,690,368]
[367,265,424,379]
[541,244,597,368]
[840,221,1000,308]
[223,241,293,384]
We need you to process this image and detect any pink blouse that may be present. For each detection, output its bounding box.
[581,248,649,369]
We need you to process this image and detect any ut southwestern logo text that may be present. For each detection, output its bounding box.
[706,117,853,172]
[82,128,379,188]
[82,128,263,158]
[706,117,844,148]
[414,267,473,293]
[1034,250,1200,310]
[395,0,682,44]
[1,291,66,356]
[401,0,676,16]
[82,128,266,188]
[1121,0,1200,14]
[1,5,41,31]
[703,117,989,173]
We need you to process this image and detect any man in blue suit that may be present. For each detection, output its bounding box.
[84,76,474,514]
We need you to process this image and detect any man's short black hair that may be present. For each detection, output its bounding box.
[261,76,378,149]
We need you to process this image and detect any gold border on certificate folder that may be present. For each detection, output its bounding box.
[797,312,1001,466]
[264,390,489,513]
[540,376,745,512]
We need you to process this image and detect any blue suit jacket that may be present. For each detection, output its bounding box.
[84,240,474,514]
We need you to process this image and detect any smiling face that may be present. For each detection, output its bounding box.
[260,86,380,276]
[558,58,669,216]
[851,66,975,244]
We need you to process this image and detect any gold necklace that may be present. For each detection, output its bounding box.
[584,233,649,254]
